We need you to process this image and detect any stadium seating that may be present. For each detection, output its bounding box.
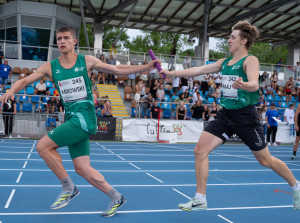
[31,96,40,103]
[34,103,45,112]
[19,95,29,102]
[281,102,288,108]
[274,95,281,101]
[26,87,35,95]
[163,109,172,119]
[42,96,50,103]
[46,117,56,128]
[22,103,32,112]
[207,97,215,104]
[131,108,136,117]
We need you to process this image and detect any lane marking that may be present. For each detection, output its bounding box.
[274,189,293,195]
[129,163,141,170]
[4,189,15,208]
[0,205,293,215]
[16,172,23,183]
[218,214,234,223]
[172,188,191,199]
[146,173,164,183]
[27,153,31,159]
[116,155,126,160]
[22,161,28,169]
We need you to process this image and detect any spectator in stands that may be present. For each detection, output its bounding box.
[270,70,278,90]
[101,100,113,117]
[284,103,295,125]
[193,82,199,93]
[266,103,279,146]
[202,104,209,121]
[150,99,161,119]
[292,103,300,160]
[297,62,300,77]
[156,84,165,102]
[174,93,187,109]
[213,72,222,88]
[181,77,188,92]
[34,79,49,95]
[149,67,158,81]
[258,105,268,122]
[150,79,159,100]
[0,60,12,92]
[134,80,143,102]
[208,101,219,121]
[183,53,191,69]
[201,74,211,95]
[191,99,204,121]
[183,88,192,102]
[168,44,176,70]
[191,57,196,67]
[140,60,149,85]
[140,93,154,118]
[172,73,180,95]
[275,58,284,74]
[127,61,136,87]
[164,76,173,94]
[212,85,221,99]
[192,90,204,105]
[57,98,64,123]
[285,77,295,103]
[93,88,99,109]
[0,46,3,65]
[188,77,193,91]
[0,90,16,137]
[257,90,266,108]
[106,55,116,85]
[176,101,187,120]
[46,97,57,115]
[97,55,106,84]
[207,81,216,98]
[266,84,275,97]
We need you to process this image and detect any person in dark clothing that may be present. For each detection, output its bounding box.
[0,95,16,137]
[191,99,204,121]
[176,101,186,120]
[150,100,161,119]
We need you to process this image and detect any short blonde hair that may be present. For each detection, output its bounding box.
[232,20,259,49]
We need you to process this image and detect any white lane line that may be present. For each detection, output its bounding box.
[0,204,293,215]
[16,172,23,183]
[146,173,164,183]
[129,163,141,170]
[27,153,31,159]
[4,189,15,208]
[0,182,289,188]
[22,161,28,169]
[116,155,125,160]
[218,215,234,223]
[172,188,191,200]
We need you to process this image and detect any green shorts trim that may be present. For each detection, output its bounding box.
[47,121,90,159]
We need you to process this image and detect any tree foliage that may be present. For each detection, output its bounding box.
[210,38,288,64]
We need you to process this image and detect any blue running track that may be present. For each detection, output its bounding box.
[0,139,299,223]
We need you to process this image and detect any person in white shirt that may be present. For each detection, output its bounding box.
[34,79,49,95]
[156,84,165,101]
[284,103,295,124]
[172,76,180,95]
[183,53,191,69]
[127,61,136,87]
[213,73,222,88]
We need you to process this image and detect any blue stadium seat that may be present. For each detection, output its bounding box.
[22,103,32,112]
[164,95,171,102]
[282,96,287,101]
[266,101,271,107]
[131,108,136,117]
[278,109,285,115]
[178,89,183,95]
[26,86,35,95]
[45,81,52,89]
[163,109,172,119]
[16,102,20,112]
[292,96,296,102]
[33,81,39,87]
[49,88,56,96]
[266,95,273,101]
[19,95,29,102]
[31,96,40,103]
[4,85,11,92]
[186,110,192,119]
[207,97,215,104]
[204,91,208,97]
[216,98,221,104]
[34,103,45,112]
[46,117,56,128]
[281,102,288,108]
[274,101,280,107]
[18,89,24,94]
[274,95,281,101]
[42,96,50,103]
[162,103,171,110]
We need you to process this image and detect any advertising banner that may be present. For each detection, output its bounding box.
[90,117,116,141]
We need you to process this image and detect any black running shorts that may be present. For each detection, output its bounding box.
[204,105,266,151]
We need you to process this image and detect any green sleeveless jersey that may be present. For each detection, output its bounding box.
[220,55,259,110]
[50,54,97,134]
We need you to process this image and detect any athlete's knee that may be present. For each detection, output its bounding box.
[257,156,273,168]
[194,144,208,160]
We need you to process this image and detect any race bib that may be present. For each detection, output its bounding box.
[58,77,87,102]
[222,75,238,98]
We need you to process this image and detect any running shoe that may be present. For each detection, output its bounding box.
[178,198,207,211]
[291,155,296,160]
[267,142,271,146]
[102,195,127,217]
[272,142,278,146]
[293,190,300,210]
[50,186,80,209]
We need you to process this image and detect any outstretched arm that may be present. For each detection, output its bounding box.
[85,55,157,76]
[160,58,225,78]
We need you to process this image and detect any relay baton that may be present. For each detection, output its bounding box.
[148,49,166,78]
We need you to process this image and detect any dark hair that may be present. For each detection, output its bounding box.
[232,20,259,49]
[56,26,76,38]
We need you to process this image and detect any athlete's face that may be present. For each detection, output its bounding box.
[228,30,247,54]
[56,31,77,53]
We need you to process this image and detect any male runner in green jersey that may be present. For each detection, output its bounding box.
[0,26,157,217]
[160,20,300,211]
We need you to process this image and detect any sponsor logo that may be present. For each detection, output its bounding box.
[74,67,85,72]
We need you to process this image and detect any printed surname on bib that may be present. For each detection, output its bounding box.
[222,75,238,98]
[59,76,87,102]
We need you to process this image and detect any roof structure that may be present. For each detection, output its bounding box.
[1,0,300,45]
